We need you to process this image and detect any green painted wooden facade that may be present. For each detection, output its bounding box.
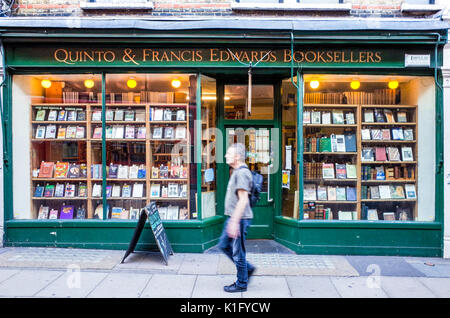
[1,27,447,256]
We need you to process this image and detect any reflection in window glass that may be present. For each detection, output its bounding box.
[224,85,274,120]
[13,73,199,220]
[302,74,434,222]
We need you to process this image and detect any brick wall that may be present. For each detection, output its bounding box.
[9,0,439,18]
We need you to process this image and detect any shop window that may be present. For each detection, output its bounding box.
[300,74,435,222]
[224,84,274,120]
[12,73,199,221]
[200,75,218,219]
[281,77,300,218]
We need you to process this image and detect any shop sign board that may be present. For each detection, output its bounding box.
[7,46,437,68]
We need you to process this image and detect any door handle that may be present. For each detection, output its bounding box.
[267,163,273,203]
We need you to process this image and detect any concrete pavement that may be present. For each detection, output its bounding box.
[0,243,449,298]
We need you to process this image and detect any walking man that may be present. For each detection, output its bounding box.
[218,143,256,293]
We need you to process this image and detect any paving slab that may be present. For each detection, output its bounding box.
[242,276,291,298]
[345,256,425,277]
[0,247,123,270]
[141,274,197,298]
[377,276,435,298]
[0,269,20,284]
[417,277,450,297]
[178,254,220,275]
[191,275,243,298]
[218,254,358,276]
[35,271,108,298]
[286,276,341,298]
[330,277,389,298]
[87,272,151,298]
[115,251,184,273]
[407,262,450,278]
[0,270,64,297]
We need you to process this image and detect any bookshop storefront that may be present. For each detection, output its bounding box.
[1,21,447,256]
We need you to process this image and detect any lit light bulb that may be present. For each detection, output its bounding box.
[127,78,137,89]
[350,80,360,90]
[309,80,320,89]
[388,80,399,90]
[84,79,95,89]
[41,79,52,89]
[171,79,181,88]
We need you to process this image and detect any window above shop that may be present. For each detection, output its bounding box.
[401,0,444,14]
[232,0,351,12]
[80,0,154,10]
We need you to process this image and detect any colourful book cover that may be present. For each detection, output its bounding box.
[38,161,55,178]
[54,162,69,178]
[59,205,74,219]
[49,209,59,219]
[43,184,55,197]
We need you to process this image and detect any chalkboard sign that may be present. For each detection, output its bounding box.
[121,202,173,265]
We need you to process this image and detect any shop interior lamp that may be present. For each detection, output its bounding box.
[309,80,320,89]
[127,78,137,89]
[171,79,181,88]
[388,80,399,90]
[41,79,52,89]
[350,80,360,90]
[84,79,95,89]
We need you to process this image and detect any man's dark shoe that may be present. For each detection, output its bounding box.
[224,282,247,293]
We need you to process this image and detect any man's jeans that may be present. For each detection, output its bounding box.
[218,217,255,288]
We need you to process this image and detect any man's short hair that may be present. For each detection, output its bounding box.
[228,143,246,161]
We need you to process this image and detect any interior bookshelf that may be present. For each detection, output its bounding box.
[302,103,418,221]
[30,101,193,221]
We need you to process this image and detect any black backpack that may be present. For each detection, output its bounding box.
[238,166,264,208]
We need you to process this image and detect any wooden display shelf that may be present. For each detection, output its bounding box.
[91,121,146,124]
[361,140,416,144]
[149,139,187,142]
[361,105,417,109]
[102,197,147,200]
[361,199,417,202]
[149,121,187,124]
[304,124,357,128]
[361,161,417,164]
[361,179,416,184]
[32,197,88,200]
[150,179,188,182]
[32,178,87,182]
[32,121,87,124]
[361,122,416,126]
[90,138,146,142]
[304,104,359,108]
[32,138,87,142]
[91,179,146,182]
[32,103,88,107]
[148,103,188,107]
[304,152,357,155]
[149,197,189,201]
[305,179,358,183]
[303,200,357,204]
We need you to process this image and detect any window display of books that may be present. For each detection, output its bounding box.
[303,101,417,221]
[31,99,197,220]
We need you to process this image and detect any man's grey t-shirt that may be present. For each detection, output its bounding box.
[224,165,253,219]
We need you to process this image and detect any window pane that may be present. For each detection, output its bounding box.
[200,75,217,219]
[224,84,274,120]
[281,77,299,218]
[103,74,198,221]
[13,74,101,219]
[302,74,434,222]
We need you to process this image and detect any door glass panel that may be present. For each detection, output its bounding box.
[224,85,274,120]
[226,127,271,194]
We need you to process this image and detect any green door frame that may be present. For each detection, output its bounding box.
[216,79,283,239]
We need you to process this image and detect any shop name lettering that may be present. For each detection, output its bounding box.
[54,48,382,65]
